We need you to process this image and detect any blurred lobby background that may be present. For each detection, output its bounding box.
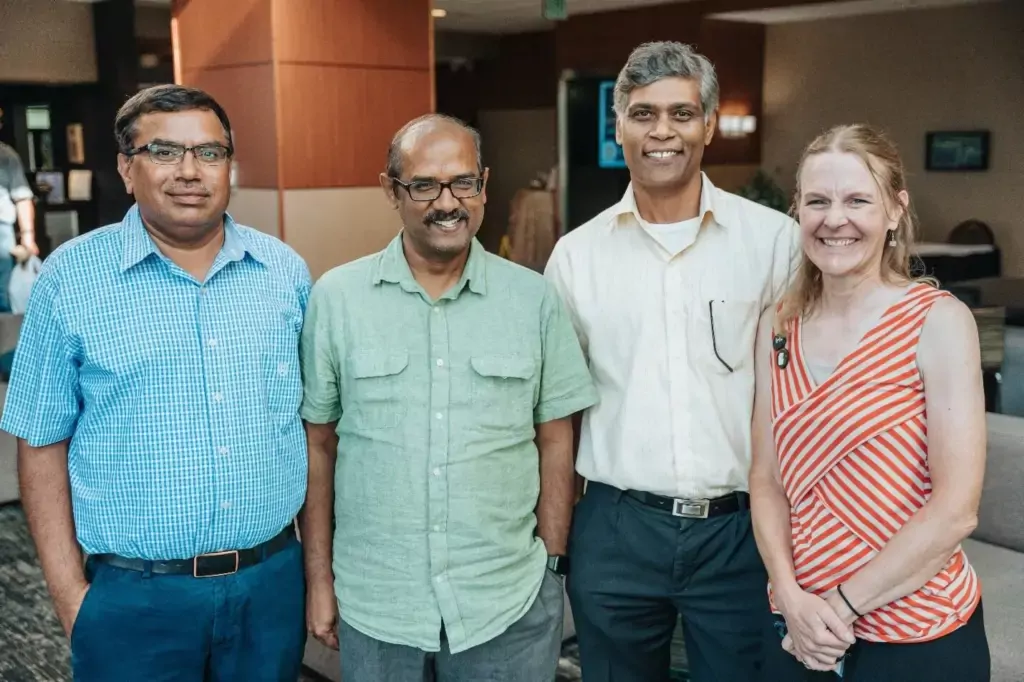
[0,0,1022,680]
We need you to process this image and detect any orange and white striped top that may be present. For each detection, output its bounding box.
[769,283,980,643]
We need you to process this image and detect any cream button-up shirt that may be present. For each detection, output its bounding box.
[545,172,799,499]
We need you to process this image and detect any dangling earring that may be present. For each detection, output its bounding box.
[887,229,897,247]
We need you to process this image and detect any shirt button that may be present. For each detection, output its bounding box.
[218,446,229,456]
[435,412,443,420]
[433,525,441,532]
[278,362,289,375]
[432,306,440,314]
[208,338,217,348]
[220,500,232,509]
[435,574,446,583]
[433,467,441,476]
[212,392,223,402]
[436,358,444,367]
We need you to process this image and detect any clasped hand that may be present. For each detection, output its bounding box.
[779,589,857,672]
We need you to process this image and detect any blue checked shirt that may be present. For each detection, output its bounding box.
[0,205,311,560]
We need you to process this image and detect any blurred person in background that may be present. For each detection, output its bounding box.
[0,106,39,312]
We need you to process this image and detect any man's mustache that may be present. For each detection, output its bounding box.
[425,209,469,225]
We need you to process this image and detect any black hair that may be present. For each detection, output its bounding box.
[114,84,233,155]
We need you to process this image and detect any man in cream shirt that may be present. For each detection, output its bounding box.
[545,41,798,682]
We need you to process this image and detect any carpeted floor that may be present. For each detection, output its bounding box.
[0,504,587,682]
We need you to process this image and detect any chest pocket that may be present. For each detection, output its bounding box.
[261,297,303,421]
[469,354,537,421]
[693,299,759,375]
[347,350,409,429]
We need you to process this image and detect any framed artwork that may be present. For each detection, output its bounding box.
[925,130,989,171]
[66,123,85,164]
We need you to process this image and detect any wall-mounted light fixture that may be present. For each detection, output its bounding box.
[431,8,448,18]
[719,115,757,139]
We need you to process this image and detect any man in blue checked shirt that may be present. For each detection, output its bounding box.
[1,84,311,681]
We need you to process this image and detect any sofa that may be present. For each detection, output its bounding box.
[962,411,1024,682]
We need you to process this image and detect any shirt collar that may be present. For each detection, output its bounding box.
[612,171,736,231]
[374,231,488,298]
[119,204,265,272]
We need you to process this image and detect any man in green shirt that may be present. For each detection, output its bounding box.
[298,113,597,681]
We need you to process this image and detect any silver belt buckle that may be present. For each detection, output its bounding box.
[672,498,710,519]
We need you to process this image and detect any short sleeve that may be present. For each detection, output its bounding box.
[0,270,81,446]
[534,283,598,424]
[299,280,341,424]
[4,150,33,203]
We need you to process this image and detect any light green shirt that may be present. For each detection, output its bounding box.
[300,234,598,654]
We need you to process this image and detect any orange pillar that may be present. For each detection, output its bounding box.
[172,0,434,278]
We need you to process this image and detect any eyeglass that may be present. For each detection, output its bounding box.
[126,142,233,166]
[391,177,484,202]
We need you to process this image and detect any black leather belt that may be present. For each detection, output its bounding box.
[91,525,295,578]
[624,489,749,519]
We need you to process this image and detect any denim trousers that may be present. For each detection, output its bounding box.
[70,535,307,681]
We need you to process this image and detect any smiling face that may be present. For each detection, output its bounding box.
[117,108,232,246]
[616,77,716,193]
[797,150,907,281]
[380,121,487,262]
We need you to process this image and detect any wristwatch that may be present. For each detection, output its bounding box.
[546,555,570,576]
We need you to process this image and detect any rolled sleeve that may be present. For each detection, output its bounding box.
[0,271,80,446]
[299,281,341,424]
[534,283,598,424]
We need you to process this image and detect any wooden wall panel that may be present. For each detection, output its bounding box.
[554,3,703,74]
[699,19,764,165]
[277,65,432,188]
[273,0,430,69]
[174,0,272,71]
[182,65,279,188]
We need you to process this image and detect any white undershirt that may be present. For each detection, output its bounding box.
[637,215,703,257]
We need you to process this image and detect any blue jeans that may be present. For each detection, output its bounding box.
[338,568,565,681]
[70,535,307,681]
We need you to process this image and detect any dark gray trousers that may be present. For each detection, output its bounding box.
[338,569,564,682]
[566,481,769,682]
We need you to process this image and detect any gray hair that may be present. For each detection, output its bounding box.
[613,41,719,121]
[386,113,483,179]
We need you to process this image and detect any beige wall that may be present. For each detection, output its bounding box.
[763,1,1024,273]
[282,187,401,281]
[0,0,97,83]
[228,189,280,238]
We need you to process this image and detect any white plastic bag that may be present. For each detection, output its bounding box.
[9,255,41,314]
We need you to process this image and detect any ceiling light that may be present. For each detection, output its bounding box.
[432,8,447,18]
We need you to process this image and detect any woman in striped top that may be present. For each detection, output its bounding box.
[749,124,990,681]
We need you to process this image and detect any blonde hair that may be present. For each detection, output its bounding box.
[775,124,933,335]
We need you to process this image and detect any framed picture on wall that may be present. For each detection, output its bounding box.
[925,130,989,171]
[66,123,85,164]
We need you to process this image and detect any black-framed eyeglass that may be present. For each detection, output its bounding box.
[126,142,233,166]
[391,176,484,202]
